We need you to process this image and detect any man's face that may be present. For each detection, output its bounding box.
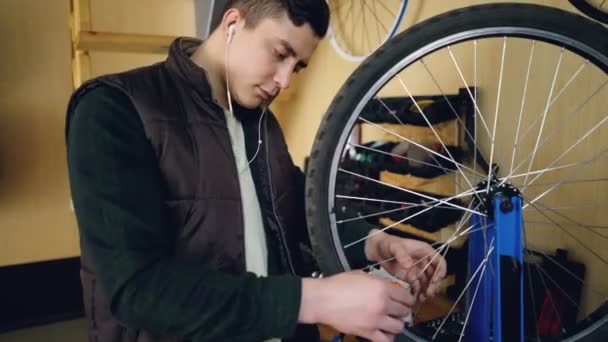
[226,13,320,109]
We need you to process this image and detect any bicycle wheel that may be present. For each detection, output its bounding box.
[306,3,608,341]
[569,0,608,24]
[327,0,408,62]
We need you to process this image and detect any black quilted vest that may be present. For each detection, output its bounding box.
[66,37,314,342]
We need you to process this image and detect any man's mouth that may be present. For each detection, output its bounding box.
[257,87,274,101]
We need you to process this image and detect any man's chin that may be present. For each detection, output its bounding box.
[241,96,270,110]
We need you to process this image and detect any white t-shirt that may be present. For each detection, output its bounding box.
[224,110,281,342]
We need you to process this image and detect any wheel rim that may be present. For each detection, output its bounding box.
[324,25,608,341]
[327,0,408,62]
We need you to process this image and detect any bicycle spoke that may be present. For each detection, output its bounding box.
[523,229,542,342]
[432,242,495,340]
[447,45,493,138]
[328,0,350,13]
[397,76,485,197]
[362,223,474,272]
[522,150,608,206]
[535,261,582,309]
[375,0,398,25]
[345,205,438,248]
[458,252,490,342]
[506,151,608,180]
[336,198,465,225]
[371,0,382,49]
[339,168,483,215]
[352,3,366,53]
[416,205,477,277]
[362,219,495,316]
[527,243,608,300]
[525,220,608,229]
[337,207,408,224]
[524,199,608,265]
[510,40,536,177]
[337,194,425,206]
[524,114,608,189]
[359,117,485,177]
[363,1,370,53]
[344,197,485,250]
[371,96,452,175]
[523,47,565,187]
[511,59,589,171]
[522,198,608,239]
[419,58,478,144]
[486,37,508,194]
[521,177,608,188]
[335,0,353,48]
[336,194,471,213]
[532,258,566,334]
[474,39,478,174]
[345,203,452,249]
[506,70,604,182]
[369,96,457,175]
[363,0,393,42]
[348,142,481,179]
[373,97,410,127]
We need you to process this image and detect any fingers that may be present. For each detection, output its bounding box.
[387,282,416,306]
[388,242,413,269]
[369,329,396,342]
[433,256,448,282]
[424,284,439,297]
[377,315,405,335]
[404,268,421,296]
[386,300,411,318]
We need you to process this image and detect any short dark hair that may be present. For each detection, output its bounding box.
[221,0,330,38]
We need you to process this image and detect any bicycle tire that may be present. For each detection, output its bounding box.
[306,3,608,341]
[569,0,608,24]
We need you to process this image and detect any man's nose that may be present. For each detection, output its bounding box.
[274,64,293,90]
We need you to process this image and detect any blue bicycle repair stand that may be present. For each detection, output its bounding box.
[466,184,525,342]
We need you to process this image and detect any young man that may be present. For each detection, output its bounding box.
[66,1,446,341]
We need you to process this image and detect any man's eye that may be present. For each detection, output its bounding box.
[274,49,287,60]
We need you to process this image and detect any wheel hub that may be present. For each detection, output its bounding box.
[474,179,522,217]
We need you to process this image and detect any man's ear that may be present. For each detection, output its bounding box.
[221,8,242,39]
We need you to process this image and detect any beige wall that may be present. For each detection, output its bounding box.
[0,0,76,266]
[0,0,195,267]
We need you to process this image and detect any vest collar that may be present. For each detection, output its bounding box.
[165,37,263,122]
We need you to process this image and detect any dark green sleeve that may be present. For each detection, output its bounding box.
[67,85,301,341]
[295,161,373,270]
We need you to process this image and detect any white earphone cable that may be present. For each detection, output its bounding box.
[225,25,265,170]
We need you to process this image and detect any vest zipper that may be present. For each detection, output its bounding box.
[223,111,249,271]
[263,120,296,275]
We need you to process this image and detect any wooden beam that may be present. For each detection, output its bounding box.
[69,0,175,88]
[71,50,91,89]
[70,0,92,89]
[77,31,176,54]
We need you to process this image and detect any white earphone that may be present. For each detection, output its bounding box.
[224,22,266,170]
[227,24,236,44]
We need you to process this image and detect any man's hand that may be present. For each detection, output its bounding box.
[364,229,447,302]
[299,271,415,342]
